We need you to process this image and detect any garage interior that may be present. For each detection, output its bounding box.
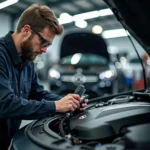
[0,0,149,144]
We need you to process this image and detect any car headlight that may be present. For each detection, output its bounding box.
[49,69,60,79]
[99,70,115,79]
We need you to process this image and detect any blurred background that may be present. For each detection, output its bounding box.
[0,0,149,99]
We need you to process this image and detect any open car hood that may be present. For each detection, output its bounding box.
[104,0,150,56]
[60,32,110,61]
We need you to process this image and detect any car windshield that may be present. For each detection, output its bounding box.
[60,53,108,65]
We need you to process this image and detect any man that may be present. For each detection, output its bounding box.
[0,4,88,149]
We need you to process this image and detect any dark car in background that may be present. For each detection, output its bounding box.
[48,32,125,98]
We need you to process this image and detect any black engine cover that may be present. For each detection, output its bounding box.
[11,101,150,150]
[69,102,150,140]
[124,123,150,149]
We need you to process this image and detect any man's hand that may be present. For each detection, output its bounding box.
[54,94,80,113]
[78,99,88,111]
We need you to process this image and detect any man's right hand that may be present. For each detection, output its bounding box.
[54,94,80,113]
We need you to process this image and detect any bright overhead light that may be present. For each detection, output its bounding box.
[92,25,103,34]
[58,13,73,24]
[99,8,113,16]
[58,8,113,25]
[102,29,128,38]
[73,11,99,20]
[75,19,88,28]
[0,0,19,9]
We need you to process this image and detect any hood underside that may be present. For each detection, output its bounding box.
[104,0,150,56]
[60,32,110,61]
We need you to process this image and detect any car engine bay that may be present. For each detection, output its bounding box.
[12,87,150,150]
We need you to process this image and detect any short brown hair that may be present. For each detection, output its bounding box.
[16,3,63,35]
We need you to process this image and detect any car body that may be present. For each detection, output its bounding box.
[48,32,125,98]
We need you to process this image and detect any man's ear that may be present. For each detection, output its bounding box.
[21,25,31,37]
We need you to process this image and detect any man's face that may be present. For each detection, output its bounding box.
[21,27,55,61]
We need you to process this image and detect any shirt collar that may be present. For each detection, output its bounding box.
[5,31,22,65]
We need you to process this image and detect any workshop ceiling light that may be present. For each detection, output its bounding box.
[99,8,113,16]
[92,25,103,34]
[58,13,73,24]
[0,0,18,9]
[75,19,88,28]
[102,29,128,39]
[58,8,113,25]
[73,11,99,20]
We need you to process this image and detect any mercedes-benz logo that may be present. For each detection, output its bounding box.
[72,73,86,86]
[79,115,86,119]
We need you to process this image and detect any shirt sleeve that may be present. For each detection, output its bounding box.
[28,62,62,101]
[0,55,60,120]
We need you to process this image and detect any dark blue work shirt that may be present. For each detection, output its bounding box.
[0,32,61,142]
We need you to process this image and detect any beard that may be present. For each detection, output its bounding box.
[21,36,37,61]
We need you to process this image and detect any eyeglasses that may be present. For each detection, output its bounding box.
[30,26,51,48]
